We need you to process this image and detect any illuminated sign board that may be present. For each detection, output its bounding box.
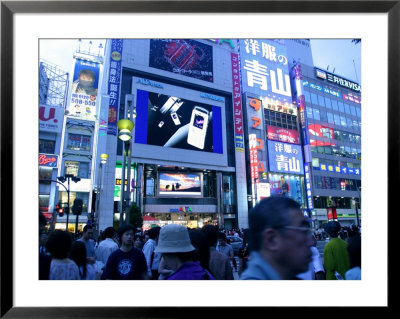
[107,39,123,136]
[135,90,223,154]
[239,39,291,102]
[231,52,245,152]
[158,173,202,197]
[315,68,361,92]
[304,163,313,209]
[39,105,64,133]
[39,154,58,168]
[267,126,300,144]
[267,140,304,174]
[149,39,214,82]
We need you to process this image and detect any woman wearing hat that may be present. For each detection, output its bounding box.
[155,224,214,280]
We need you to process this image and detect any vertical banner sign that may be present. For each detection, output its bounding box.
[231,53,245,152]
[107,39,123,136]
[304,163,313,209]
[68,59,100,119]
[249,134,259,182]
[294,64,309,146]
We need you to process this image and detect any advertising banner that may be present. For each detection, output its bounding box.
[267,140,304,174]
[135,89,223,154]
[231,52,245,152]
[238,39,291,103]
[39,105,64,133]
[304,163,313,209]
[158,173,202,196]
[68,59,100,119]
[269,174,303,203]
[39,154,58,168]
[267,125,300,144]
[107,39,123,135]
[149,39,214,82]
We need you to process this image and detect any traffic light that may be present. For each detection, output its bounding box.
[55,203,64,217]
[72,198,83,215]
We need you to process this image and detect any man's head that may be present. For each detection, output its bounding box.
[102,227,116,239]
[201,224,219,247]
[78,69,95,86]
[82,225,93,241]
[217,232,227,246]
[147,226,161,242]
[325,221,341,238]
[118,224,135,247]
[248,196,313,279]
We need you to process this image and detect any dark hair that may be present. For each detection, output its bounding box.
[83,224,93,233]
[103,227,116,239]
[147,226,161,240]
[69,241,87,279]
[46,230,73,259]
[189,229,211,272]
[201,225,219,247]
[347,235,361,268]
[218,232,227,241]
[118,224,135,240]
[326,221,341,238]
[248,196,301,251]
[78,69,95,80]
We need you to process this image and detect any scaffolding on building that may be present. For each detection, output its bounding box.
[39,59,69,107]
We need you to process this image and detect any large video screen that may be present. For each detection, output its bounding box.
[158,172,202,197]
[135,89,223,154]
[149,39,214,82]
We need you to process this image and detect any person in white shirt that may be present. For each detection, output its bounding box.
[297,234,325,280]
[95,227,119,269]
[142,227,161,279]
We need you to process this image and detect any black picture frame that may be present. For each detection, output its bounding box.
[1,1,395,317]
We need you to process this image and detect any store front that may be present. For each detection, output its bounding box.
[143,212,218,229]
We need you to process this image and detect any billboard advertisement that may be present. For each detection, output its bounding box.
[267,140,304,174]
[267,125,300,144]
[107,39,123,135]
[158,172,202,197]
[135,89,223,154]
[238,39,291,103]
[39,105,64,133]
[67,58,100,119]
[149,39,214,82]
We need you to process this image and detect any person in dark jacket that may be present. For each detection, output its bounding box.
[155,224,214,280]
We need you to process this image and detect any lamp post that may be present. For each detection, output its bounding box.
[95,153,108,236]
[57,174,81,232]
[117,119,134,227]
[355,186,361,227]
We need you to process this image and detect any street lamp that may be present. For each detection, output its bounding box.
[95,153,108,236]
[57,174,81,232]
[117,119,134,227]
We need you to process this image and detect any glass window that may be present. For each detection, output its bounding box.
[311,93,318,105]
[347,118,353,129]
[312,157,320,168]
[334,114,341,126]
[324,97,332,109]
[313,108,320,121]
[67,134,91,152]
[39,194,50,212]
[65,161,90,178]
[327,112,334,124]
[39,139,56,154]
[146,178,155,197]
[324,146,332,155]
[334,130,341,140]
[340,116,347,127]
[307,107,314,119]
[304,90,311,103]
[338,101,344,113]
[39,167,53,181]
[344,103,351,114]
[353,120,359,130]
[350,106,357,116]
[318,95,325,107]
[356,107,361,118]
[319,109,327,122]
[58,191,89,213]
[331,99,339,111]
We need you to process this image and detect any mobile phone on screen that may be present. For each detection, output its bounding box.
[187,106,209,150]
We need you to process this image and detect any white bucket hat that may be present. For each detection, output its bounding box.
[154,224,195,253]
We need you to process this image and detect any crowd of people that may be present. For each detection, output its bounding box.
[39,196,361,281]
